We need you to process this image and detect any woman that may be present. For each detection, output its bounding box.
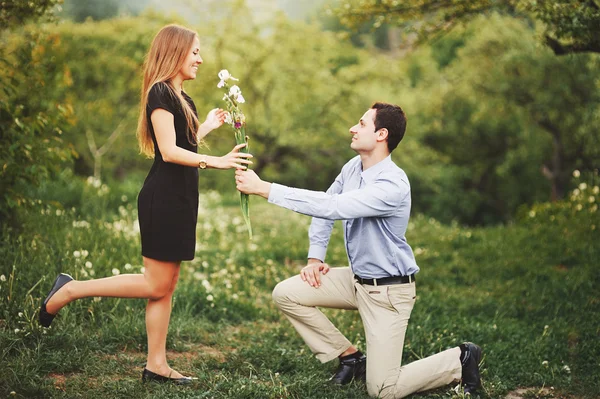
[38,24,252,384]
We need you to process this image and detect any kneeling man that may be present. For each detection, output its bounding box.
[235,102,482,398]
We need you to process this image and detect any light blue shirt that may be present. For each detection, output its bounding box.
[268,155,419,279]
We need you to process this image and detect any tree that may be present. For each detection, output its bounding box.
[329,0,600,55]
[411,15,600,223]
[0,0,61,28]
[0,0,74,227]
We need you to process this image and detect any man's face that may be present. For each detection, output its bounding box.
[349,108,379,153]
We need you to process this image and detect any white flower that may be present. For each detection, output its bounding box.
[93,297,101,302]
[562,365,571,373]
[0,275,5,282]
[218,69,238,81]
[218,69,232,80]
[217,69,238,88]
[232,293,239,300]
[529,210,536,218]
[573,170,580,178]
[589,196,595,203]
[594,186,600,194]
[18,312,23,317]
[206,294,214,302]
[579,183,587,190]
[229,85,241,96]
[224,112,233,125]
[542,360,549,367]
[112,268,120,276]
[236,94,245,103]
[14,329,20,334]
[82,250,89,258]
[73,251,81,258]
[85,261,93,269]
[124,263,133,270]
[140,267,146,274]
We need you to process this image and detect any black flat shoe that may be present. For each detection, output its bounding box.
[461,342,482,395]
[38,273,73,328]
[329,354,367,385]
[142,368,193,385]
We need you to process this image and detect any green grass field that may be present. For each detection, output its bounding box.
[1,177,599,398]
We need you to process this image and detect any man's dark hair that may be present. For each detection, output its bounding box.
[371,102,407,153]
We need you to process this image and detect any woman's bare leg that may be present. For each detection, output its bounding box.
[45,256,186,378]
[144,258,183,378]
[44,258,176,314]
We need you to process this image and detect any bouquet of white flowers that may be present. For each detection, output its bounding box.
[218,69,252,238]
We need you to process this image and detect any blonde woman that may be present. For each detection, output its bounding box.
[38,25,252,384]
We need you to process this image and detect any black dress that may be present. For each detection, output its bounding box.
[137,82,199,261]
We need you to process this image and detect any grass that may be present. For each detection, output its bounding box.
[1,176,599,398]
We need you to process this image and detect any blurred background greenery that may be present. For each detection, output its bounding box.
[2,0,599,228]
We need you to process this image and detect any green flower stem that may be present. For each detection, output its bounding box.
[235,126,252,239]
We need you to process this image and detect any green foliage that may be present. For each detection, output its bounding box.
[0,28,75,226]
[0,0,61,28]
[329,0,600,55]
[59,0,148,22]
[396,15,600,224]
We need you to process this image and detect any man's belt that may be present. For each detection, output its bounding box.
[354,273,415,286]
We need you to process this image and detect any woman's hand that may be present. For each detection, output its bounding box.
[202,108,227,132]
[216,143,253,170]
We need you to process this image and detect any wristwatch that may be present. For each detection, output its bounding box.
[198,158,207,169]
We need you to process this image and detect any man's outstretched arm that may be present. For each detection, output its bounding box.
[235,169,408,220]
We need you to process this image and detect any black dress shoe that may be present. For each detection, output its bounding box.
[329,355,367,385]
[39,273,74,328]
[461,342,482,394]
[142,368,193,385]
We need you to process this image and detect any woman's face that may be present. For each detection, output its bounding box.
[179,36,202,81]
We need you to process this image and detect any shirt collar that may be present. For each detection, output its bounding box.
[360,155,393,184]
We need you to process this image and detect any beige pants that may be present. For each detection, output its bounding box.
[272,267,462,398]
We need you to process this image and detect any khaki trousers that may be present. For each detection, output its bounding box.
[272,267,462,399]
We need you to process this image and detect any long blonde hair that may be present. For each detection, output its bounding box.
[137,24,200,157]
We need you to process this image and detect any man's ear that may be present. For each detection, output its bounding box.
[376,128,389,143]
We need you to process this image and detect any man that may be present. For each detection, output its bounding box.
[235,102,482,398]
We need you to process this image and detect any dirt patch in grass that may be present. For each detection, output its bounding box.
[49,373,66,391]
[505,387,573,399]
[171,344,227,363]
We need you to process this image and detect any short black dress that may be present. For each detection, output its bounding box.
[137,82,199,261]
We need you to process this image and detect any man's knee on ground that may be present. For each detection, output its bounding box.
[367,380,405,399]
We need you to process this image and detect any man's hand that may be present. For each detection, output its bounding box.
[300,259,330,288]
[235,169,271,198]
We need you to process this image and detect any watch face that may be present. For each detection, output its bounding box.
[199,160,207,169]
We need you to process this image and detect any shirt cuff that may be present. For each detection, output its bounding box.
[267,182,288,205]
[307,245,327,262]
